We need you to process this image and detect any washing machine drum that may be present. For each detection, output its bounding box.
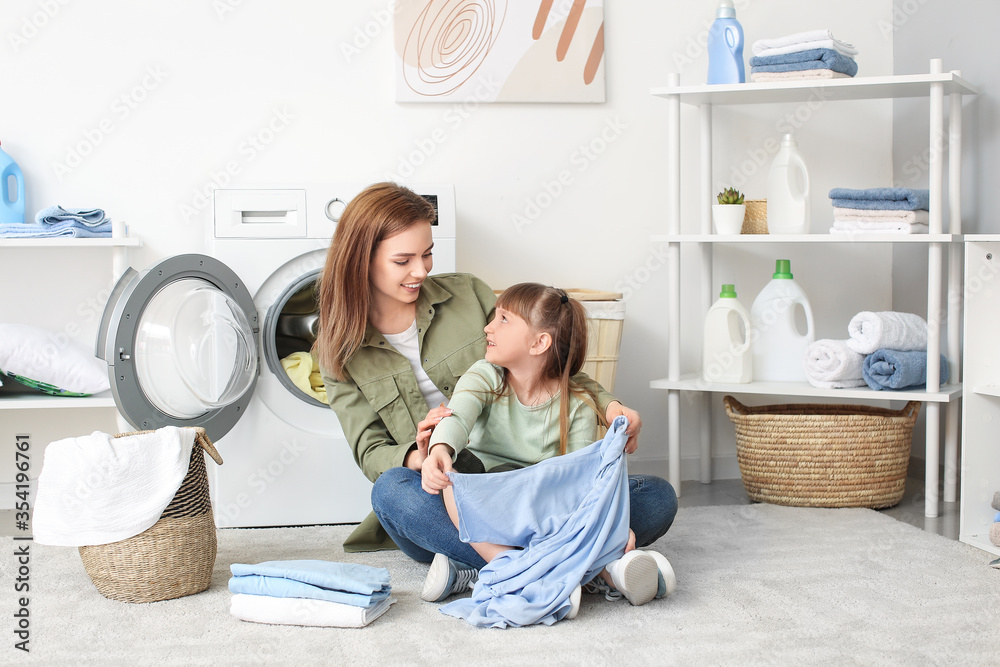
[98,254,260,439]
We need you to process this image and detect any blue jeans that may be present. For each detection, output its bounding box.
[371,467,678,569]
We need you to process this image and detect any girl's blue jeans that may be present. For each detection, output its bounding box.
[371,467,678,569]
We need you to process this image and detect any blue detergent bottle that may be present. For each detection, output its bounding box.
[707,0,745,85]
[0,141,26,225]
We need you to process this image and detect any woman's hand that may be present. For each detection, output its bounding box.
[416,403,453,457]
[606,401,642,454]
[421,444,455,494]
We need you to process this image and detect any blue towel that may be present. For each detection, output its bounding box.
[749,48,858,77]
[829,188,930,211]
[439,416,632,628]
[0,220,112,238]
[35,205,108,227]
[862,349,949,391]
[229,559,391,607]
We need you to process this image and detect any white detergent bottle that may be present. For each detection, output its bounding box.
[702,284,752,383]
[750,259,815,382]
[767,133,810,234]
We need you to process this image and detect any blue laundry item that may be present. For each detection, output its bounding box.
[828,188,930,211]
[749,48,858,76]
[229,559,391,607]
[439,416,632,628]
[35,205,108,227]
[994,511,1000,523]
[862,349,949,391]
[0,220,112,238]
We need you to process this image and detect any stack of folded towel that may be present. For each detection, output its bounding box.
[229,560,394,628]
[990,491,1000,552]
[802,311,948,390]
[0,205,113,238]
[749,30,858,82]
[828,188,930,235]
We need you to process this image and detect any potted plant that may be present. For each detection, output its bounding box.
[713,187,746,235]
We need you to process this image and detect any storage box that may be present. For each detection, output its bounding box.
[565,289,625,393]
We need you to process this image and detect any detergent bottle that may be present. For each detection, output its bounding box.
[707,0,745,85]
[0,141,26,225]
[702,283,752,383]
[750,260,815,382]
[767,133,810,234]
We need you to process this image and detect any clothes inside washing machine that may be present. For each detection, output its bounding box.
[272,276,328,405]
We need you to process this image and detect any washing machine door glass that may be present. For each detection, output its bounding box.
[134,277,257,418]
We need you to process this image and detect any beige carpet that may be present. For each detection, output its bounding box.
[8,504,1000,665]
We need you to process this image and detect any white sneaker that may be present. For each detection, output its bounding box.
[604,551,658,606]
[565,583,582,620]
[420,553,479,603]
[647,550,677,598]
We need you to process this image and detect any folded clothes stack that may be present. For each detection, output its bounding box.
[0,205,113,238]
[229,560,394,628]
[827,188,930,235]
[802,311,948,391]
[749,30,858,82]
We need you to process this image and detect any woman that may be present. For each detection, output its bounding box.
[314,182,677,561]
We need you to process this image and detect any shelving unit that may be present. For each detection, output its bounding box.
[960,236,1000,555]
[651,60,976,518]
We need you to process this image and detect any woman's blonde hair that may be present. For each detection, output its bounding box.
[314,182,436,381]
[494,283,606,454]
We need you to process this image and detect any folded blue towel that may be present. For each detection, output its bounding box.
[229,559,391,607]
[862,349,948,391]
[35,205,108,227]
[749,48,858,77]
[0,220,112,238]
[828,188,930,211]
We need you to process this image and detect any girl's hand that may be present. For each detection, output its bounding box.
[606,401,642,454]
[421,444,455,494]
[416,403,453,457]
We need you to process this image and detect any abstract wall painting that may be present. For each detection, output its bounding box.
[394,0,606,103]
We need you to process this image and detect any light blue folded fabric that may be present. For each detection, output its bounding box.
[828,188,930,211]
[35,205,108,226]
[0,220,112,238]
[229,559,391,607]
[439,416,632,628]
[862,349,949,391]
[749,48,858,76]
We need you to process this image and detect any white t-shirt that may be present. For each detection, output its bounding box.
[382,320,449,411]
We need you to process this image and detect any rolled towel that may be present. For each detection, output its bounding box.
[846,311,928,355]
[751,30,858,57]
[230,593,394,628]
[828,188,930,211]
[802,339,867,389]
[862,349,948,391]
[992,491,1000,512]
[749,48,857,77]
[34,205,108,227]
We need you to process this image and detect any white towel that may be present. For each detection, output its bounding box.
[846,311,929,355]
[802,339,867,389]
[32,426,195,546]
[751,30,859,57]
[833,208,929,223]
[230,594,394,628]
[750,70,851,83]
[830,222,929,234]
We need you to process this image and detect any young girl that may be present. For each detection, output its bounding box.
[420,283,674,611]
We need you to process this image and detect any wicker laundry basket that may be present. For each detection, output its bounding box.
[78,427,223,603]
[742,199,768,234]
[723,396,920,509]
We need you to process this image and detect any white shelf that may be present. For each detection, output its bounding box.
[651,71,978,105]
[0,391,117,410]
[652,233,959,244]
[650,375,962,403]
[0,237,140,247]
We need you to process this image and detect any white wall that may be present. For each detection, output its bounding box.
[2,0,897,482]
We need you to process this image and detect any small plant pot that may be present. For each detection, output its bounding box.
[712,204,746,235]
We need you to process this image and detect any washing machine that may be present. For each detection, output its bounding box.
[97,184,456,528]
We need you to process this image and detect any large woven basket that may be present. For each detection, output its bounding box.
[724,395,920,509]
[78,427,223,603]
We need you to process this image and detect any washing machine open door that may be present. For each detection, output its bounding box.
[97,254,259,441]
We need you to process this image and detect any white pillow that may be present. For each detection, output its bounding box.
[0,324,110,396]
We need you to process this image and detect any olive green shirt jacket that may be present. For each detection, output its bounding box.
[321,273,617,551]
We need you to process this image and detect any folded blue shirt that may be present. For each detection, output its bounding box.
[229,560,391,607]
[862,349,948,390]
[749,48,858,76]
[439,416,632,628]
